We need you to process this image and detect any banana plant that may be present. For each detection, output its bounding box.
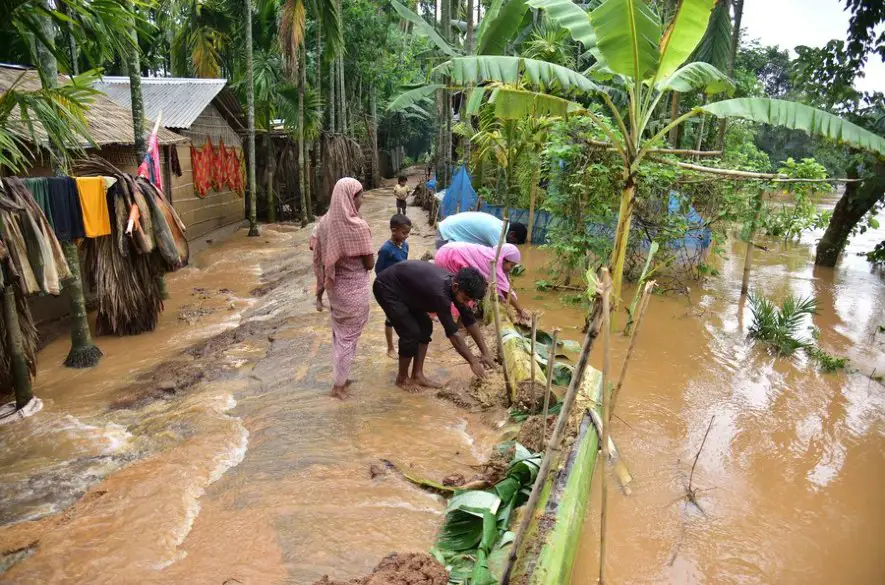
[393,0,885,309]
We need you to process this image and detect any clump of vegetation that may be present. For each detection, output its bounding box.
[748,293,846,372]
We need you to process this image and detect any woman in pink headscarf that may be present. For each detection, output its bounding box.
[434,242,529,321]
[312,178,374,399]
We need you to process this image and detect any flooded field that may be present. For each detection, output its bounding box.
[0,185,882,585]
[510,196,885,584]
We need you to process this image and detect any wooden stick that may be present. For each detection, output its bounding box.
[689,415,716,494]
[741,190,764,296]
[530,312,537,409]
[500,270,607,585]
[599,269,612,585]
[541,328,559,448]
[610,281,654,415]
[489,259,512,401]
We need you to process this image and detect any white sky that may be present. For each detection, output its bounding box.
[742,0,885,94]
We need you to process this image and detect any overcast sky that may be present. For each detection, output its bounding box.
[742,0,885,94]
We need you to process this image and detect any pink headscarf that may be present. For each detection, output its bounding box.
[313,178,372,284]
[435,242,521,299]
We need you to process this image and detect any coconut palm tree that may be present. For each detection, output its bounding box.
[244,0,259,236]
[394,0,885,309]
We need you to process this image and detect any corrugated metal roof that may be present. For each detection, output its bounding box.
[0,66,187,147]
[93,77,229,130]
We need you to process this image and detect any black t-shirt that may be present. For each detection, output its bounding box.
[375,260,477,336]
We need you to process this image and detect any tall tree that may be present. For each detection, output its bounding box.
[126,1,146,160]
[716,0,744,149]
[245,0,259,237]
[33,1,103,368]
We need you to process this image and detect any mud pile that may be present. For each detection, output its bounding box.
[313,552,448,585]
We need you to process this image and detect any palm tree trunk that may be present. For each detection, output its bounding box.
[717,0,744,150]
[339,54,347,134]
[264,125,276,223]
[369,81,380,188]
[527,166,539,244]
[127,1,146,159]
[466,0,474,54]
[34,2,102,369]
[58,0,79,75]
[299,46,309,226]
[609,178,636,310]
[3,278,32,409]
[244,0,259,237]
[329,54,336,132]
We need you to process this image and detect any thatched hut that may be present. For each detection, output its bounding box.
[92,76,247,242]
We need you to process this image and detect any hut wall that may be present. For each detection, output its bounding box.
[173,104,245,241]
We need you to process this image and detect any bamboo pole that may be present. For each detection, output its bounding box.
[741,190,764,296]
[500,271,606,585]
[530,312,537,409]
[649,156,862,183]
[599,270,613,585]
[489,259,512,402]
[610,281,654,415]
[541,327,559,448]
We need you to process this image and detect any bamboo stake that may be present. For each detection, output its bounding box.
[599,270,612,585]
[500,270,606,585]
[489,259,512,402]
[541,327,559,448]
[740,189,764,296]
[530,312,537,409]
[610,281,654,415]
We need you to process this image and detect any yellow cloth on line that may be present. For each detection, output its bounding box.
[75,177,112,237]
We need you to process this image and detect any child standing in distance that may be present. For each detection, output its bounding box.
[393,175,409,216]
[376,214,411,359]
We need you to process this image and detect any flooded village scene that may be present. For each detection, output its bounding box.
[0,1,884,584]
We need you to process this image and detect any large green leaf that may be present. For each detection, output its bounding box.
[657,0,717,80]
[446,490,502,516]
[590,0,661,81]
[390,0,459,57]
[489,88,584,119]
[526,0,596,49]
[691,0,732,70]
[701,98,885,156]
[657,61,733,94]
[477,0,530,55]
[387,84,444,112]
[435,56,604,96]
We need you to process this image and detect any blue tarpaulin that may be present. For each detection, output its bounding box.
[440,165,478,218]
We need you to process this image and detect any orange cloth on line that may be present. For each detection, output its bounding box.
[75,177,111,237]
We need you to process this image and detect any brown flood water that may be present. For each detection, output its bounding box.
[511,195,885,584]
[1,184,882,585]
[0,183,503,585]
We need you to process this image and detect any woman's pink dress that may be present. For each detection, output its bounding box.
[326,257,371,387]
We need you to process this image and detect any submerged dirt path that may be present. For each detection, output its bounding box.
[0,181,501,585]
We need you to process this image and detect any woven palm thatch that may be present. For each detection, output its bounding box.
[320,133,363,206]
[0,274,38,390]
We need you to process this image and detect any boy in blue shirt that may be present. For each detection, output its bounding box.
[376,214,411,358]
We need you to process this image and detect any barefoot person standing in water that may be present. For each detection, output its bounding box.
[373,261,494,390]
[313,178,375,399]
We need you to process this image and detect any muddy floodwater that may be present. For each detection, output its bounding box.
[0,186,502,585]
[0,185,882,585]
[509,194,884,584]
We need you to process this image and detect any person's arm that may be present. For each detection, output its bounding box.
[509,293,529,321]
[439,309,487,378]
[448,331,487,378]
[360,254,375,271]
[464,322,495,368]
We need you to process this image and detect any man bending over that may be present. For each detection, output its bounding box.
[373,261,494,390]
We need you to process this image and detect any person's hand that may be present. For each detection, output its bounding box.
[470,360,487,379]
[517,308,530,322]
[324,277,334,291]
[480,354,496,369]
[315,296,325,312]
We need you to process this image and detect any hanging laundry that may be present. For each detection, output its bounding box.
[137,122,164,193]
[211,139,224,191]
[170,145,183,178]
[47,177,86,241]
[75,177,112,237]
[22,178,53,230]
[191,140,212,198]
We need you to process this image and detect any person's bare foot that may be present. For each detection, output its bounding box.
[344,379,356,387]
[395,377,419,393]
[411,374,444,389]
[330,385,350,400]
[387,350,398,360]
